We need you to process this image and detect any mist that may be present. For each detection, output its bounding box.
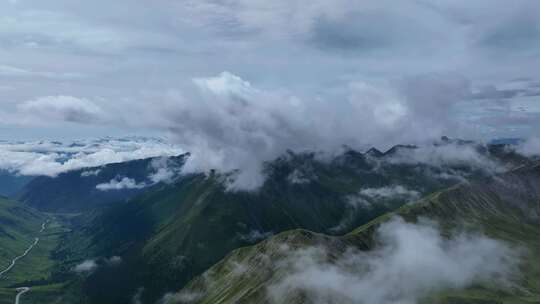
[268,217,521,304]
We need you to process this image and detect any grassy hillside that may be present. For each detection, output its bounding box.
[26,142,526,303]
[0,211,77,304]
[57,148,490,304]
[0,197,53,304]
[0,197,45,272]
[174,162,540,304]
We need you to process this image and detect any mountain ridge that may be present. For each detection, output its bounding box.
[172,161,540,304]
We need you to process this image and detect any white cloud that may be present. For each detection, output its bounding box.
[96,176,147,191]
[81,168,101,177]
[105,256,122,266]
[161,291,202,304]
[148,157,183,184]
[164,71,471,191]
[516,137,540,157]
[132,287,145,304]
[287,169,314,184]
[0,137,183,177]
[0,64,83,79]
[359,185,420,201]
[269,217,521,304]
[1,1,539,192]
[73,256,122,274]
[238,229,273,243]
[16,95,106,124]
[73,259,98,273]
[385,144,506,174]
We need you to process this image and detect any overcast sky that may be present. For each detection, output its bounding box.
[1,0,539,144]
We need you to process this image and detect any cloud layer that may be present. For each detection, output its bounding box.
[95,176,146,191]
[165,72,474,189]
[0,137,183,177]
[269,217,521,304]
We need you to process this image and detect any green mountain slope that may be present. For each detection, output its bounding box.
[0,196,46,273]
[54,143,526,304]
[174,162,540,304]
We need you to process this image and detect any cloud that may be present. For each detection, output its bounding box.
[1,1,540,192]
[287,168,315,184]
[105,256,122,266]
[384,143,506,175]
[96,176,147,191]
[163,71,471,190]
[73,256,122,274]
[0,64,83,79]
[160,291,202,304]
[132,287,145,304]
[16,95,106,124]
[81,169,101,177]
[0,137,183,177]
[237,229,273,243]
[0,1,539,134]
[359,185,420,201]
[268,217,521,304]
[330,185,420,233]
[148,157,183,184]
[73,259,98,273]
[516,137,540,157]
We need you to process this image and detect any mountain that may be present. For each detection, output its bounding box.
[174,161,540,304]
[0,170,34,197]
[17,154,188,212]
[52,144,523,304]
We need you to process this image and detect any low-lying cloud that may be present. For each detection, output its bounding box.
[517,137,540,157]
[0,95,109,126]
[148,157,183,184]
[164,71,471,190]
[81,169,102,177]
[359,185,420,201]
[0,137,183,177]
[73,260,98,273]
[269,217,521,304]
[96,176,147,191]
[383,143,506,175]
[73,256,122,274]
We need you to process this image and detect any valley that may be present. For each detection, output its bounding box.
[0,212,72,304]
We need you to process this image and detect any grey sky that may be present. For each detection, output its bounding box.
[1,0,540,185]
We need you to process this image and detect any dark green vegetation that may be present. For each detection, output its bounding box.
[0,196,45,272]
[1,141,534,304]
[0,197,52,304]
[0,205,82,304]
[53,142,527,304]
[17,154,187,212]
[175,162,540,304]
